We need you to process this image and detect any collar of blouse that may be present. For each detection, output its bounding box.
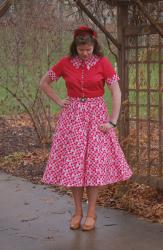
[70,54,100,70]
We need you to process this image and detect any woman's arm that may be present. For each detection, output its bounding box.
[39,72,63,107]
[99,82,121,133]
[108,82,121,124]
[40,72,71,108]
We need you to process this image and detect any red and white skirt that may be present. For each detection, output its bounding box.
[42,96,133,187]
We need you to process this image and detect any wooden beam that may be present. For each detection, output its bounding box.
[103,0,160,6]
[102,0,119,6]
[133,0,163,37]
[74,0,121,49]
[0,0,12,17]
[125,23,163,36]
[117,2,129,139]
[131,175,163,191]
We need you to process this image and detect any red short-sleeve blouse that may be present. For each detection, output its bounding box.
[48,55,119,98]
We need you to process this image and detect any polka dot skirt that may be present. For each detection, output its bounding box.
[42,96,133,187]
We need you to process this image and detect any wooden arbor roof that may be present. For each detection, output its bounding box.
[0,0,162,46]
[103,0,161,5]
[74,0,163,49]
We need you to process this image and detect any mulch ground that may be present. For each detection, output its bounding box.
[0,113,163,224]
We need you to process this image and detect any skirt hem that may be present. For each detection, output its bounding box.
[41,173,133,188]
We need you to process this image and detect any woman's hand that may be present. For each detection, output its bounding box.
[58,97,71,108]
[98,122,114,133]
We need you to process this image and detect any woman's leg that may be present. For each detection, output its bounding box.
[82,186,98,231]
[71,187,84,215]
[86,186,98,217]
[70,187,84,229]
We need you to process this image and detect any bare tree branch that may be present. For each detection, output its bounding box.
[133,0,163,37]
[0,0,12,17]
[74,0,121,49]
[0,84,42,143]
[105,36,118,61]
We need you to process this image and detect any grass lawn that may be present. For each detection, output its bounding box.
[0,45,115,116]
[0,30,160,119]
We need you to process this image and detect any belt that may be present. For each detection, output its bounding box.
[80,97,87,102]
[69,96,103,102]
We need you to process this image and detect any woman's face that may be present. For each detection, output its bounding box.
[76,43,94,60]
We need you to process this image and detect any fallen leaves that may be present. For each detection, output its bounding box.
[0,149,49,183]
[97,182,163,223]
[0,113,163,224]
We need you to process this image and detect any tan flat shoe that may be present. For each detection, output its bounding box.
[70,214,83,230]
[82,215,97,231]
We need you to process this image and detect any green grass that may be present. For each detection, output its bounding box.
[0,34,115,116]
[0,27,160,118]
[0,59,160,117]
[128,62,161,119]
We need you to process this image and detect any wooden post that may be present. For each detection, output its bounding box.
[117,2,129,141]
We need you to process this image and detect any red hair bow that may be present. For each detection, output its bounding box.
[74,26,97,38]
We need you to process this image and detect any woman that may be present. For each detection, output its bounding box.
[40,26,133,231]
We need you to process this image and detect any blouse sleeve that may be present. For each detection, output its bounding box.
[102,57,120,86]
[48,57,65,82]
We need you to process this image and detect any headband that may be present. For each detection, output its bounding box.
[74,26,97,38]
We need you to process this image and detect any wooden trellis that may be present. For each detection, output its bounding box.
[75,0,163,187]
[117,1,163,188]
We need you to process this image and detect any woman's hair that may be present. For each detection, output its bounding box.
[69,35,103,57]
